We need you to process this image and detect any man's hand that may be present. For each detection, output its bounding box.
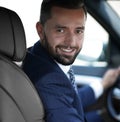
[102,67,120,90]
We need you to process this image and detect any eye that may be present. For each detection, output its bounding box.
[56,28,64,33]
[76,29,84,34]
[75,26,85,34]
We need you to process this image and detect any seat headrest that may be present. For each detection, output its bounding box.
[0,7,26,61]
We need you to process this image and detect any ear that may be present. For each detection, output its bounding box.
[36,22,44,40]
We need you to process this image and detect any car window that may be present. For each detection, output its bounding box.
[73,14,109,67]
[107,1,120,18]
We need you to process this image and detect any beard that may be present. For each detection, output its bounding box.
[41,34,81,66]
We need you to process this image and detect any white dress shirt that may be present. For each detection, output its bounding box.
[57,62,103,99]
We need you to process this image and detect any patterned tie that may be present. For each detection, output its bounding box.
[68,67,78,92]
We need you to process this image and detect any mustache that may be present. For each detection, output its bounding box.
[57,45,78,49]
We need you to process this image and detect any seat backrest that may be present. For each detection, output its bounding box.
[0,7,45,122]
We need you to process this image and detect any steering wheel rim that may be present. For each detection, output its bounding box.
[107,88,120,122]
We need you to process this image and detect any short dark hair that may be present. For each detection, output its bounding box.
[40,0,87,25]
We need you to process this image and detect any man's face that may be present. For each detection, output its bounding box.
[37,6,86,65]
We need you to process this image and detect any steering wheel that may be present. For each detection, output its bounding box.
[107,80,120,122]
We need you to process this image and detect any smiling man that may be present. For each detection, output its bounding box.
[36,5,86,66]
[22,0,120,122]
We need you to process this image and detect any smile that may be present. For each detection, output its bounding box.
[60,47,75,54]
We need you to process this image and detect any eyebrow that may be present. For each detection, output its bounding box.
[54,24,85,30]
[77,26,85,30]
[54,24,66,29]
[55,24,85,30]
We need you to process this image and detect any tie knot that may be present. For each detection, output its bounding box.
[68,67,74,75]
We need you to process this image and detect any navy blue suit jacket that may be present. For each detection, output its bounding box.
[22,41,96,122]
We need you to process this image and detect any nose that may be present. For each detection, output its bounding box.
[65,31,77,45]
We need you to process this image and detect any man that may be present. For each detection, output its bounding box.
[22,0,120,122]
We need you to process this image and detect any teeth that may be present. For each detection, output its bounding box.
[61,48,73,52]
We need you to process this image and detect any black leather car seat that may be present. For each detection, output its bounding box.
[0,7,45,122]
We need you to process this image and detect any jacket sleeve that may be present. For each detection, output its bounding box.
[77,85,96,109]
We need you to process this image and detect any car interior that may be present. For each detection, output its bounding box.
[0,7,45,122]
[0,0,120,122]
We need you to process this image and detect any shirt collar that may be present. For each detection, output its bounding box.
[56,62,71,75]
